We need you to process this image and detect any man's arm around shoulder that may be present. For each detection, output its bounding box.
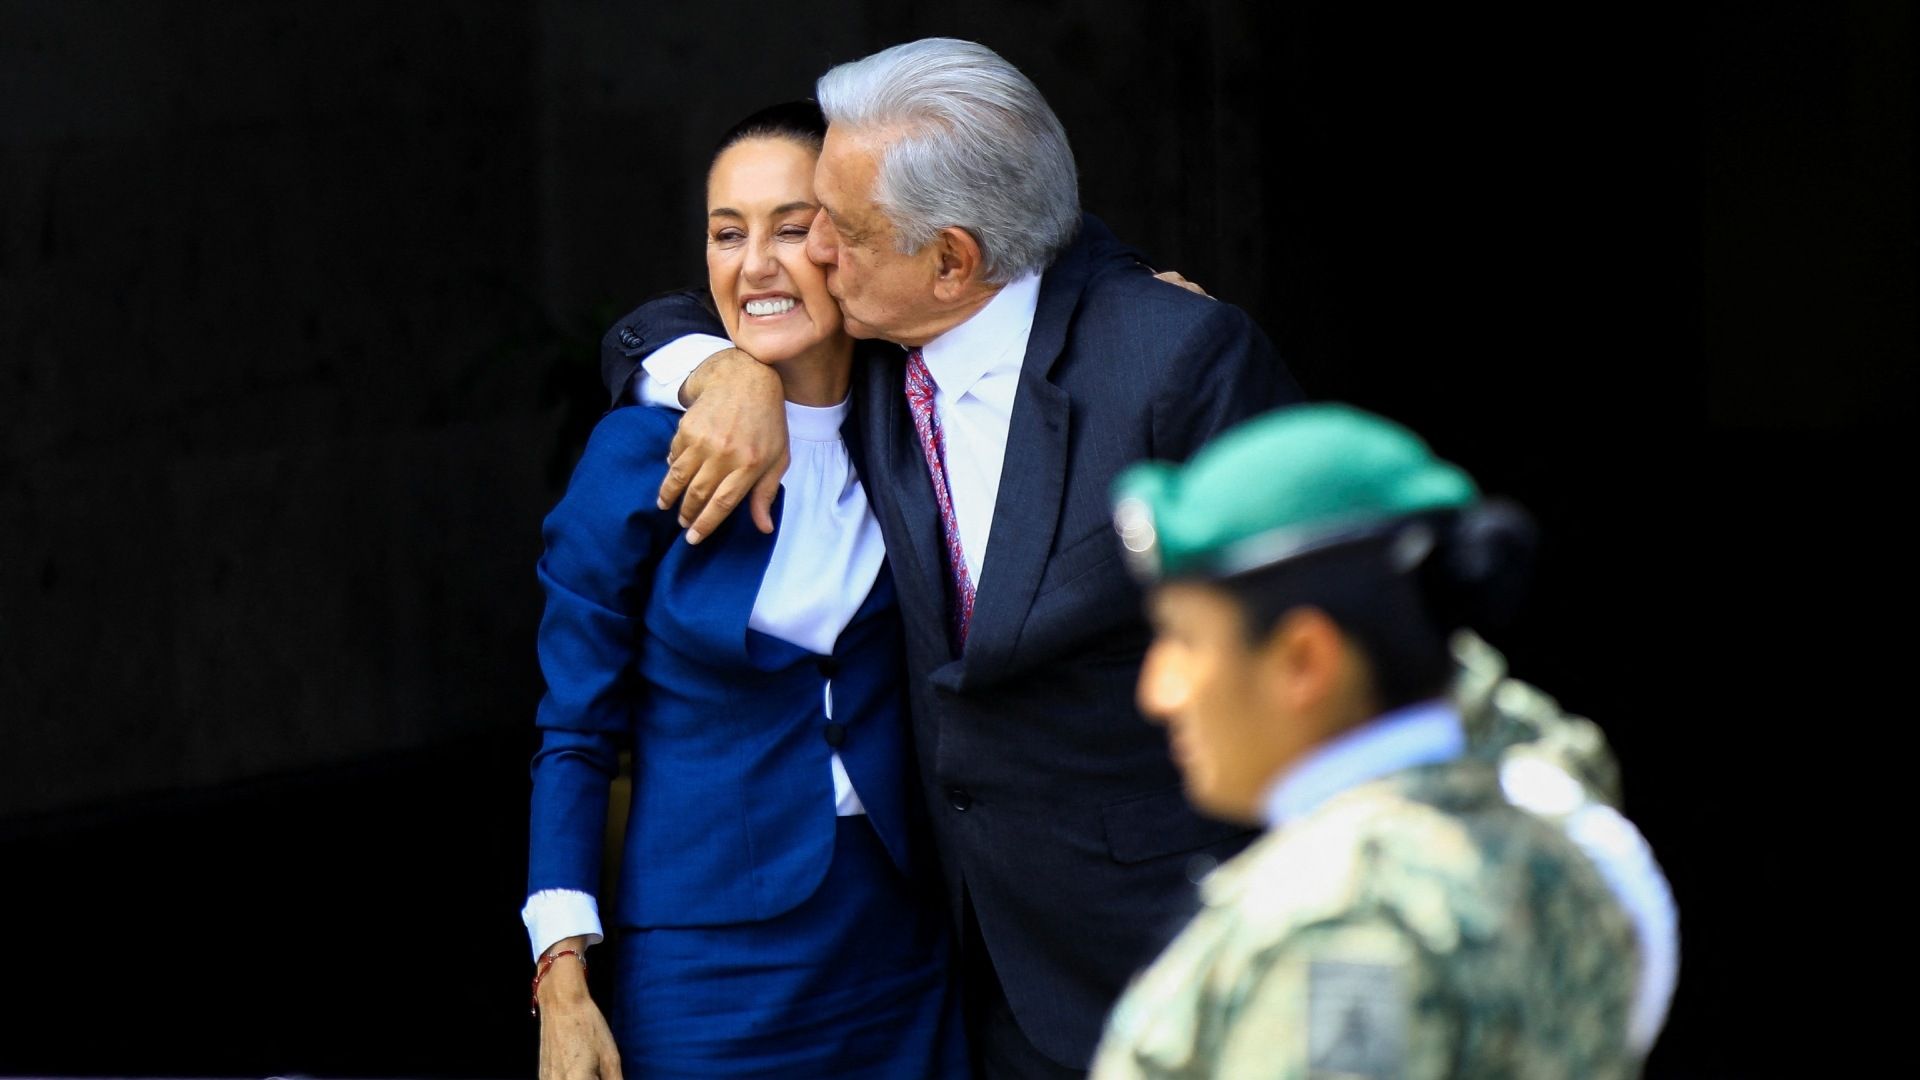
[597,288,788,540]
[599,288,729,407]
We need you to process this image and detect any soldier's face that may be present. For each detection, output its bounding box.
[1140,584,1323,823]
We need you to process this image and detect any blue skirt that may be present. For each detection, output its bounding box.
[608,815,968,1078]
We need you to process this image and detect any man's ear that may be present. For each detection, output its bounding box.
[931,226,986,300]
[1263,607,1344,714]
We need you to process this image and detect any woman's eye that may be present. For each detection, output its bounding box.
[711,229,745,246]
[777,225,811,242]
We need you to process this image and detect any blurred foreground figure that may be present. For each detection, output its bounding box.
[1091,405,1673,1079]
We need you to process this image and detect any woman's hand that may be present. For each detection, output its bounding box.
[658,347,789,544]
[536,950,622,1080]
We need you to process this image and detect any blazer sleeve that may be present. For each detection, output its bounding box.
[599,287,731,406]
[1151,299,1306,462]
[527,408,678,897]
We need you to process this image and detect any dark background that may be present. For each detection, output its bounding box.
[1,0,1909,1075]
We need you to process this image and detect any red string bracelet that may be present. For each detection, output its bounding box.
[529,947,587,1017]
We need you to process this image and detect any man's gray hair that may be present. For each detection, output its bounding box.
[816,38,1081,283]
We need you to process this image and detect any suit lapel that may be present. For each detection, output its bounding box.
[656,487,781,670]
[858,349,950,641]
[959,235,1091,684]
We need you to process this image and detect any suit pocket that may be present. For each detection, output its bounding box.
[1033,525,1123,601]
[1101,786,1255,864]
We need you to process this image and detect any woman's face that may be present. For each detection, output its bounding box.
[706,136,843,364]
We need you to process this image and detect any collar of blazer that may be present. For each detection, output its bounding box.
[654,485,898,674]
[652,485,782,672]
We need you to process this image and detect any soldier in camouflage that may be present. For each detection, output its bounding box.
[1090,404,1660,1079]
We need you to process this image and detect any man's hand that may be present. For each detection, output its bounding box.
[536,950,622,1080]
[1153,269,1213,299]
[658,347,789,543]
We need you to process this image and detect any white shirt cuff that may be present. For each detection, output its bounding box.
[521,888,606,962]
[636,333,734,409]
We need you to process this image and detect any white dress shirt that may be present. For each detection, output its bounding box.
[635,272,1043,591]
[905,272,1040,588]
[523,395,886,960]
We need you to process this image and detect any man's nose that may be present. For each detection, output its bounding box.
[806,208,837,267]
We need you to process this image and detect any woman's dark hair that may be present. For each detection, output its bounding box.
[711,99,828,168]
[1226,500,1539,710]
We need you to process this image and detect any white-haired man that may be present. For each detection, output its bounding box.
[600,39,1304,1077]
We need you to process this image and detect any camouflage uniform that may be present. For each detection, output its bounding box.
[1455,630,1678,1056]
[1452,629,1621,806]
[1090,746,1639,1079]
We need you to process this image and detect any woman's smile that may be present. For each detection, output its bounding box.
[741,292,801,319]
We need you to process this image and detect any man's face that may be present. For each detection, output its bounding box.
[1138,583,1312,823]
[806,125,943,343]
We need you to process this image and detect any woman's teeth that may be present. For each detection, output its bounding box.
[745,298,796,317]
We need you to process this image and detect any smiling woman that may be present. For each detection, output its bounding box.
[704,121,850,407]
[521,100,968,1079]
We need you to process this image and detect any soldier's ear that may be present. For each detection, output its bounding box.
[1263,607,1343,710]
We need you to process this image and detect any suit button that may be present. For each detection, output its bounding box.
[947,787,972,811]
[822,723,846,748]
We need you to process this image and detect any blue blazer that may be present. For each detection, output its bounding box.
[526,406,916,929]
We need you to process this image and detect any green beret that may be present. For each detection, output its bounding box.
[1111,404,1478,582]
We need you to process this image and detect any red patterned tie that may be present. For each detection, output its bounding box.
[904,349,975,649]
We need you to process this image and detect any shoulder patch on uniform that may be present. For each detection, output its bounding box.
[1308,960,1405,1078]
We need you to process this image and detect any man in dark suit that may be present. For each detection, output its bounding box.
[602,38,1303,1077]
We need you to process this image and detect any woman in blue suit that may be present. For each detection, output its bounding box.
[522,102,966,1079]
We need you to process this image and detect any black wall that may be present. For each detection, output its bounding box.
[2,1,1908,1075]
